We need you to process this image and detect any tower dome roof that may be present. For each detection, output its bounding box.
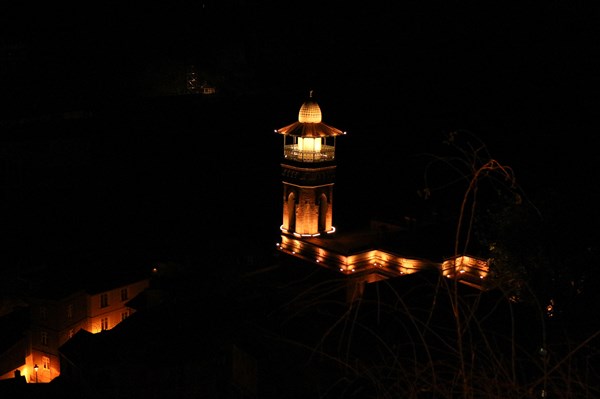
[276,91,345,138]
[298,98,322,123]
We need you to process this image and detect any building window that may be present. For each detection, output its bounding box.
[40,306,47,320]
[66,304,73,319]
[68,329,74,339]
[100,293,109,308]
[41,331,48,346]
[101,317,109,331]
[42,356,50,370]
[121,311,129,321]
[120,288,128,301]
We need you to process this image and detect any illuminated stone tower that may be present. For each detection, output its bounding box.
[275,91,346,237]
[274,93,490,297]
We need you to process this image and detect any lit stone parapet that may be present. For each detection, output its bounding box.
[276,237,490,290]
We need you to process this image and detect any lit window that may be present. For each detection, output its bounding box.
[42,356,49,370]
[120,288,128,301]
[101,317,109,331]
[100,293,109,308]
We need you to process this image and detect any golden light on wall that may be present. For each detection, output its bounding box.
[442,256,489,279]
[398,258,424,274]
[279,236,489,290]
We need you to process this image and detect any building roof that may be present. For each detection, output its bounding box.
[0,305,29,354]
[301,218,459,261]
[276,91,345,137]
[19,259,150,300]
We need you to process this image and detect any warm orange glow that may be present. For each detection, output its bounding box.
[441,256,489,283]
[276,94,488,291]
[279,236,490,289]
[282,235,435,278]
[278,94,343,238]
[297,137,322,152]
[298,97,322,123]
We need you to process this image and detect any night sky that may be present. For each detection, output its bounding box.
[1,2,599,266]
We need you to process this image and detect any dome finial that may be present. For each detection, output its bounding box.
[309,89,313,98]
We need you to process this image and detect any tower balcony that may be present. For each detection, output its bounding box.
[283,144,335,162]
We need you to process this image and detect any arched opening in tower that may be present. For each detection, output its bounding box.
[286,191,296,233]
[318,193,328,233]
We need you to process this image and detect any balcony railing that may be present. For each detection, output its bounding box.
[283,145,335,162]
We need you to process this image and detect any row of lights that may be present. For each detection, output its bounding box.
[444,270,485,279]
[278,242,417,276]
[279,240,489,282]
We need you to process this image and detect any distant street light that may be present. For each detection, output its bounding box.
[34,364,38,383]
